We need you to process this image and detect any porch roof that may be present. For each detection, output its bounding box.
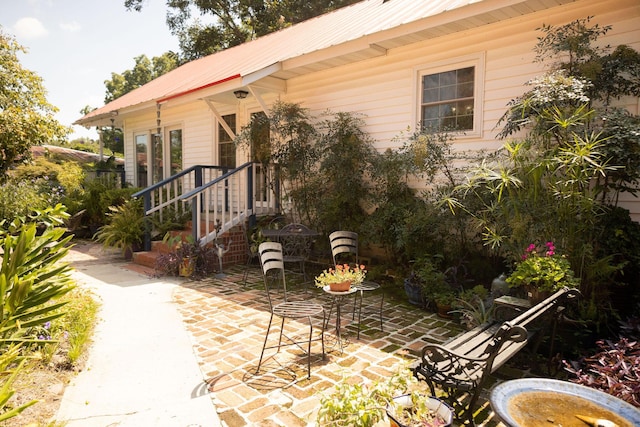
[76,0,571,127]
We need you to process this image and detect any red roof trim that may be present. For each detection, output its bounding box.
[156,74,242,104]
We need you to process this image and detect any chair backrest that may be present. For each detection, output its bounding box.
[329,231,358,266]
[258,242,288,306]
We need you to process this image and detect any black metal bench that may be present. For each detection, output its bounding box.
[413,286,580,425]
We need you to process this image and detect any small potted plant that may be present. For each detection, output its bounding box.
[315,263,366,292]
[387,391,454,427]
[93,198,144,260]
[507,241,579,303]
[316,361,453,427]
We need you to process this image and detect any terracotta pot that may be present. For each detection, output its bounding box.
[525,285,551,304]
[329,280,352,292]
[436,303,453,319]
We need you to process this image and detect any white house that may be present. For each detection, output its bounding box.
[76,0,640,243]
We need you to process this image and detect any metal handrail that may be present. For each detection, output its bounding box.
[133,162,280,251]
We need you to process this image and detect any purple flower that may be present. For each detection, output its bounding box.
[44,321,51,330]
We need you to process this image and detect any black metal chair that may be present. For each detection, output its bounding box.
[329,230,384,339]
[279,223,314,283]
[257,242,325,378]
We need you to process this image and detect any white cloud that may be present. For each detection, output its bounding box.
[13,17,49,39]
[60,20,81,32]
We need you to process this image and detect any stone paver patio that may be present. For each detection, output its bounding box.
[171,265,531,426]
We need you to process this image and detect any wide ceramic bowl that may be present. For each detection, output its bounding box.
[386,394,453,427]
[490,378,640,427]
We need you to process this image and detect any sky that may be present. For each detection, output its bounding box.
[1,0,180,140]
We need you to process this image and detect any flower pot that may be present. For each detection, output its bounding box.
[387,394,454,427]
[404,279,423,306]
[525,285,551,304]
[179,256,195,277]
[436,302,453,319]
[329,280,352,292]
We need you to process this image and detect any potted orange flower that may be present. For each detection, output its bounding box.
[315,264,366,292]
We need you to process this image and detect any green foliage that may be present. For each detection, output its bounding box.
[235,103,376,237]
[534,17,612,79]
[597,109,640,199]
[458,104,612,261]
[0,179,49,223]
[534,17,640,104]
[104,53,180,102]
[0,211,75,346]
[125,0,360,60]
[453,287,494,329]
[365,148,424,264]
[0,30,68,178]
[81,180,137,228]
[11,157,85,210]
[317,361,430,427]
[55,288,99,364]
[506,243,579,293]
[93,198,144,255]
[314,111,377,236]
[0,345,37,422]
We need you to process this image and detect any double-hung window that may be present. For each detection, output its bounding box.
[417,55,483,135]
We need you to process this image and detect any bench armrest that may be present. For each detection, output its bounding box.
[414,343,490,390]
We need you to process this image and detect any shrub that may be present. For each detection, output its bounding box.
[0,179,49,223]
[563,338,640,407]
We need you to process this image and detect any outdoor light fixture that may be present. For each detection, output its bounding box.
[234,90,249,99]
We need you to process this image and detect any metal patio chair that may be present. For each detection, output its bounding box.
[256,242,325,378]
[329,230,384,339]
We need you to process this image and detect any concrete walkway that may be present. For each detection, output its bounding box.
[55,243,221,427]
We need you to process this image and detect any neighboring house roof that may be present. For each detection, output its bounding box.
[76,0,572,127]
[32,145,125,166]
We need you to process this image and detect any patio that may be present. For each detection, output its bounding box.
[170,264,533,426]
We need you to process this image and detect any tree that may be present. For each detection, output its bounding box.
[104,52,180,102]
[124,0,360,60]
[0,30,68,179]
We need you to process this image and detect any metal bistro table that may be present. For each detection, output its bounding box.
[322,285,358,353]
[262,224,319,283]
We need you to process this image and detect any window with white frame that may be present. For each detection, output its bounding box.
[418,55,483,134]
[218,114,236,168]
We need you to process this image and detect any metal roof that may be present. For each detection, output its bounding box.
[76,0,571,127]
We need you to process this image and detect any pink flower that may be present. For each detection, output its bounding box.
[545,241,556,256]
[526,244,536,253]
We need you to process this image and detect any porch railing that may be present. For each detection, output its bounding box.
[133,162,280,250]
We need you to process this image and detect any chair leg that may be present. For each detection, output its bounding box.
[320,312,326,360]
[257,314,275,374]
[379,291,385,332]
[242,255,257,288]
[306,318,313,379]
[277,317,286,349]
[355,290,363,339]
